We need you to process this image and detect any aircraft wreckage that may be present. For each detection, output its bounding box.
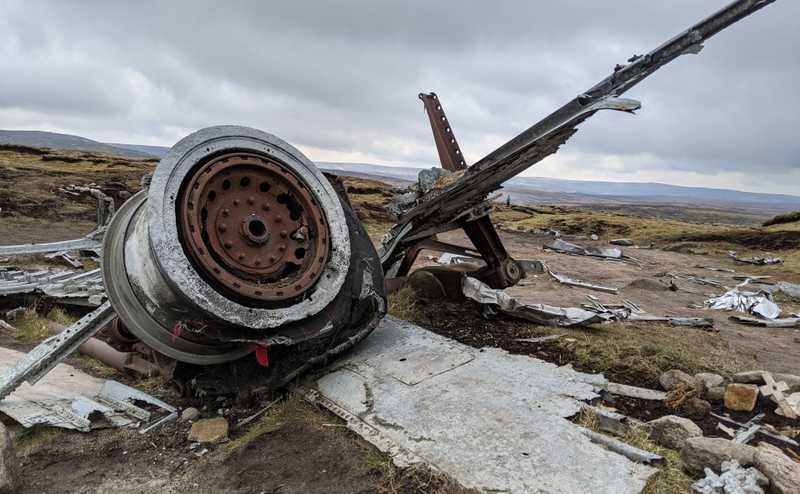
[0,0,778,398]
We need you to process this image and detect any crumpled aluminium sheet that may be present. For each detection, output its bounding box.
[463,277,603,326]
[0,346,174,431]
[693,460,766,494]
[706,281,780,320]
[545,238,622,260]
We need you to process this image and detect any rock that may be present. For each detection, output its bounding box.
[707,386,726,402]
[753,442,800,494]
[0,423,18,494]
[734,371,766,384]
[609,238,634,246]
[590,234,599,241]
[660,369,699,392]
[696,372,725,389]
[734,371,800,393]
[683,398,712,418]
[775,373,800,393]
[724,383,760,412]
[407,270,446,299]
[188,417,229,444]
[681,437,757,474]
[181,407,200,422]
[648,415,703,450]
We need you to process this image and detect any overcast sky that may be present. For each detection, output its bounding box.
[1,1,797,194]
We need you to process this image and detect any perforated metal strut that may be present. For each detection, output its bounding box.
[404,94,523,289]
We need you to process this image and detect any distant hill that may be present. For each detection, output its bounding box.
[106,142,169,157]
[319,162,800,214]
[4,131,799,214]
[0,130,155,158]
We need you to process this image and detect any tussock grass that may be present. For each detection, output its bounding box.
[577,408,694,494]
[14,426,65,457]
[12,307,54,343]
[387,287,421,322]
[555,322,754,387]
[763,210,800,227]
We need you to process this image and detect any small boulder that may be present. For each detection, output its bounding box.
[181,407,200,422]
[734,371,766,385]
[681,437,757,474]
[648,415,703,450]
[660,369,699,392]
[609,238,634,246]
[0,423,18,494]
[707,386,726,402]
[753,443,800,494]
[696,372,725,390]
[775,373,800,393]
[724,383,759,412]
[682,398,712,418]
[590,234,599,241]
[188,417,229,444]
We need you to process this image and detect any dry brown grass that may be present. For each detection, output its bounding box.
[387,287,421,321]
[553,322,755,387]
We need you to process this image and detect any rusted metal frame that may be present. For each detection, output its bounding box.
[380,0,775,267]
[417,92,522,288]
[419,92,467,172]
[462,216,523,288]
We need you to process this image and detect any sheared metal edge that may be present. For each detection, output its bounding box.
[0,302,115,400]
[294,386,424,468]
[380,0,776,263]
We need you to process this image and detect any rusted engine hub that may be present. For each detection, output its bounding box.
[102,126,386,378]
[177,152,330,305]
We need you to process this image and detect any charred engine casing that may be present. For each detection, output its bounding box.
[102,126,386,395]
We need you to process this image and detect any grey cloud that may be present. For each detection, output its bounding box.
[0,1,797,192]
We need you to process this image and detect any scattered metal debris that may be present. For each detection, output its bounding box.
[729,315,800,328]
[579,428,663,465]
[0,346,174,432]
[710,412,799,448]
[0,266,105,306]
[693,460,767,494]
[728,251,783,266]
[759,373,798,419]
[463,276,603,327]
[549,270,619,294]
[0,302,115,400]
[44,250,83,268]
[514,334,563,344]
[706,281,780,320]
[600,382,667,402]
[544,238,623,260]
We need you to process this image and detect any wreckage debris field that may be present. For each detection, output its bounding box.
[2,147,800,493]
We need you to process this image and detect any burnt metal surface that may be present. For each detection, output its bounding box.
[177,152,330,305]
[100,126,386,392]
[380,0,776,272]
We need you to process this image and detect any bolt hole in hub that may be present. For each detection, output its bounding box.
[176,152,331,306]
